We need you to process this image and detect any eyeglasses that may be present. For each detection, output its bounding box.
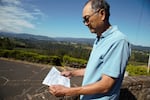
[83,9,100,24]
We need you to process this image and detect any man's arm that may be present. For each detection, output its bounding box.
[70,68,85,77]
[72,74,116,95]
[49,74,116,96]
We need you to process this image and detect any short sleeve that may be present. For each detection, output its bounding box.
[101,39,130,78]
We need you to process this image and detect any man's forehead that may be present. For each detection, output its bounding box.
[82,2,93,17]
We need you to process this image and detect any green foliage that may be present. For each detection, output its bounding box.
[126,64,150,76]
[130,51,149,63]
[0,37,15,49]
[0,49,61,66]
[63,55,87,68]
[0,37,90,67]
[1,36,150,76]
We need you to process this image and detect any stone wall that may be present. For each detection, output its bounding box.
[1,76,150,100]
[120,76,150,100]
[0,58,150,100]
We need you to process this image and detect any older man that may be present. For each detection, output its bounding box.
[49,0,131,99]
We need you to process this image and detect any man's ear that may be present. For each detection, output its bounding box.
[99,9,106,21]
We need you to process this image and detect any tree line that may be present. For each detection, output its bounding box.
[0,37,89,68]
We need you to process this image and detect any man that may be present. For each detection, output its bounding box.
[49,0,131,99]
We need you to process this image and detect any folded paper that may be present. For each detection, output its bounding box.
[42,67,70,87]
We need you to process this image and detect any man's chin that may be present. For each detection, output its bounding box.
[90,29,96,34]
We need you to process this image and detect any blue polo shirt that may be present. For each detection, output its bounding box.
[81,26,131,100]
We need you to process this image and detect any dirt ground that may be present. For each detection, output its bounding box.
[0,58,82,100]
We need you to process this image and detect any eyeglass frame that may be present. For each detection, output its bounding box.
[83,9,100,24]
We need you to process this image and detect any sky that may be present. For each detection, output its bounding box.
[0,0,150,47]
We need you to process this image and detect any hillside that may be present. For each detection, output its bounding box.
[0,31,150,52]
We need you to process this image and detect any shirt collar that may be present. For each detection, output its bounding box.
[100,25,118,38]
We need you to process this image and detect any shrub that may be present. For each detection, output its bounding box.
[63,55,87,68]
[0,49,61,66]
[126,64,150,76]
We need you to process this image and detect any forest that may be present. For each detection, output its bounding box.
[0,36,150,76]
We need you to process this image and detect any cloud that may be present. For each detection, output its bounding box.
[1,0,21,6]
[0,0,43,33]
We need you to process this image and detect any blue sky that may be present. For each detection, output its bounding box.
[0,0,150,47]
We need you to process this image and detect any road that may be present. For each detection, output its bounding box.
[0,58,82,100]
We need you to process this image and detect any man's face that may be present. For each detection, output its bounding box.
[82,2,104,34]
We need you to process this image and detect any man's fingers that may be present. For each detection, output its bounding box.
[49,86,56,94]
[48,85,66,97]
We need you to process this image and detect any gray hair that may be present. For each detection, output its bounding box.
[85,0,110,20]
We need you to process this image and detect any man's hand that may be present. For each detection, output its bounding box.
[49,85,69,97]
[61,71,72,79]
[61,68,85,78]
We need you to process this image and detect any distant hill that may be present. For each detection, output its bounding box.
[0,32,95,45]
[55,37,95,45]
[0,31,150,52]
[0,32,54,41]
[131,44,150,52]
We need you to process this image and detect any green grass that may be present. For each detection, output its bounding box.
[126,64,150,76]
